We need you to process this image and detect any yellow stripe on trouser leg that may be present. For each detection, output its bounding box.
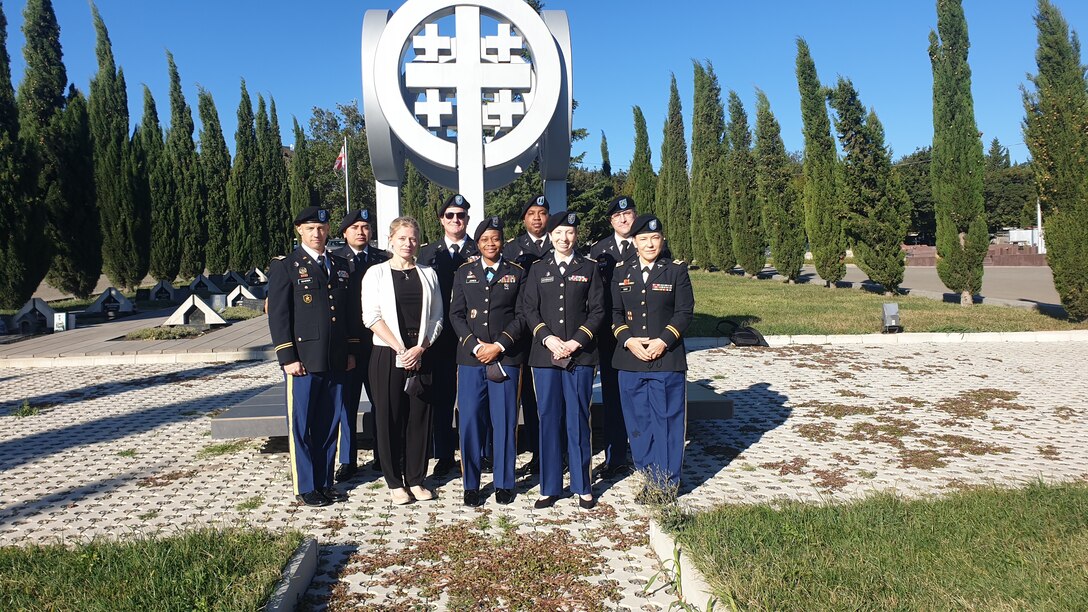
[286,374,300,496]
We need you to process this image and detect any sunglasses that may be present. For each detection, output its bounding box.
[443,212,467,220]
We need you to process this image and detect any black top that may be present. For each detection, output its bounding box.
[610,257,694,372]
[502,233,552,271]
[417,237,480,350]
[392,267,422,342]
[520,253,604,368]
[267,248,361,372]
[450,258,527,366]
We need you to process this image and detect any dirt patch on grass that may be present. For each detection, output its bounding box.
[796,400,876,419]
[794,422,838,442]
[761,457,809,476]
[935,388,1026,419]
[137,470,197,488]
[812,468,850,491]
[348,519,620,610]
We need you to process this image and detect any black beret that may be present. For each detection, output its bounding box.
[474,216,504,242]
[294,206,330,225]
[545,210,579,234]
[630,214,663,236]
[439,193,470,216]
[606,196,636,216]
[338,209,374,234]
[520,195,550,219]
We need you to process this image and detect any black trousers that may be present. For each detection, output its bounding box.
[369,346,432,489]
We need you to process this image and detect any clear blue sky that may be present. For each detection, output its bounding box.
[7,1,1086,172]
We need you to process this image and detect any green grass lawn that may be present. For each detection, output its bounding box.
[673,482,1088,610]
[688,270,1088,336]
[0,528,302,611]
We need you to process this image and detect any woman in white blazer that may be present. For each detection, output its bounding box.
[361,216,444,505]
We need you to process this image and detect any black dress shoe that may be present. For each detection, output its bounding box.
[433,459,455,477]
[463,489,485,507]
[296,491,331,507]
[481,456,493,474]
[595,462,631,480]
[534,495,561,509]
[495,488,515,505]
[578,496,596,510]
[334,463,357,483]
[322,487,348,503]
[517,455,540,476]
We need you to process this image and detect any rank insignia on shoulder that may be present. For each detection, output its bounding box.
[467,255,480,264]
[673,259,686,265]
[273,255,286,260]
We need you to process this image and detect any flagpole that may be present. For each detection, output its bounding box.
[343,136,351,213]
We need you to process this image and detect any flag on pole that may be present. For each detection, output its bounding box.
[333,142,347,172]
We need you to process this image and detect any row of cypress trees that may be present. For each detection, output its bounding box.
[0,1,305,308]
[618,0,1087,319]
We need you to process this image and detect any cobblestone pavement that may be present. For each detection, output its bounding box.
[1,341,1086,609]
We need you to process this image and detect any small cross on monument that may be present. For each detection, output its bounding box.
[415,88,453,128]
[484,89,525,129]
[483,24,522,63]
[412,23,452,62]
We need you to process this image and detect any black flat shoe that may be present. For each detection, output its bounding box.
[322,487,349,503]
[296,491,331,507]
[534,495,561,509]
[433,458,455,477]
[334,463,357,483]
[578,496,596,510]
[495,488,515,505]
[464,489,484,507]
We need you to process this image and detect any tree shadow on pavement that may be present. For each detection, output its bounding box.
[680,381,791,496]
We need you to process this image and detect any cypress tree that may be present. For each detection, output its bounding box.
[401,160,428,237]
[165,52,204,280]
[725,91,764,277]
[228,80,260,270]
[828,79,909,294]
[198,88,231,274]
[0,0,36,308]
[261,97,290,259]
[624,105,656,217]
[690,61,726,269]
[17,0,66,297]
[139,86,177,282]
[754,89,806,283]
[655,74,690,260]
[929,0,987,305]
[796,38,846,286]
[288,117,317,226]
[45,86,100,298]
[1023,0,1088,320]
[88,4,142,289]
[599,131,611,178]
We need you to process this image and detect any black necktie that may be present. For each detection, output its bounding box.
[353,252,362,267]
[621,240,631,256]
[558,262,567,276]
[534,239,544,251]
[642,266,650,283]
[317,255,327,275]
[449,244,460,257]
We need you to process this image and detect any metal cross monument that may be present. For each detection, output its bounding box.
[362,0,572,246]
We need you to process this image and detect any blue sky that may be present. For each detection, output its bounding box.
[6,1,1087,171]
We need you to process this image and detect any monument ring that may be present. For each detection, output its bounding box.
[373,0,562,170]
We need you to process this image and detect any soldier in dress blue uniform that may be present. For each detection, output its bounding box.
[588,195,639,479]
[330,208,390,481]
[521,211,604,510]
[610,214,694,493]
[266,206,359,507]
[502,195,552,475]
[450,217,527,507]
[417,194,479,477]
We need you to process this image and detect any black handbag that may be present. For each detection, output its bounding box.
[716,320,770,347]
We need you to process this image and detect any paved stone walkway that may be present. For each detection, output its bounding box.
[1,340,1085,609]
